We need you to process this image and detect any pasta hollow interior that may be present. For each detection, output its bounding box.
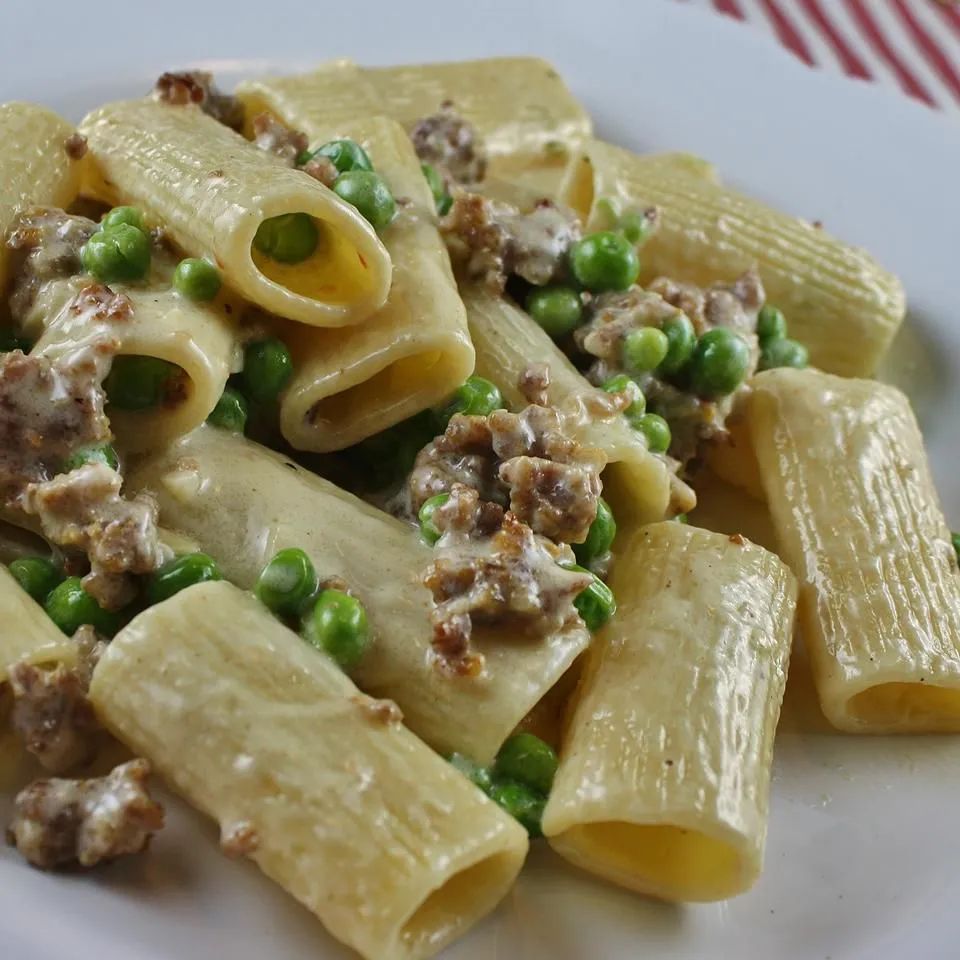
[80,98,391,327]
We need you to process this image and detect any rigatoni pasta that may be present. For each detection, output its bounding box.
[0,102,84,287]
[80,98,392,327]
[90,580,528,960]
[560,139,906,376]
[749,368,960,732]
[544,522,796,901]
[125,426,591,764]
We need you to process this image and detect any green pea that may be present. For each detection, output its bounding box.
[623,327,669,374]
[658,313,697,376]
[674,513,689,524]
[303,589,370,671]
[104,356,180,410]
[494,732,558,795]
[601,374,646,423]
[572,567,617,633]
[206,386,248,433]
[757,304,787,344]
[568,231,640,293]
[333,171,396,232]
[311,139,373,174]
[44,577,121,636]
[489,781,546,838]
[635,412,671,454]
[9,557,63,604]
[419,493,451,545]
[421,163,452,216]
[759,337,809,371]
[145,553,222,606]
[242,338,293,404]
[618,210,655,245]
[952,533,960,565]
[688,328,751,399]
[439,375,503,424]
[573,498,616,568]
[253,213,318,264]
[63,443,119,473]
[100,206,145,232]
[173,258,221,301]
[525,286,582,338]
[448,752,493,792]
[255,548,318,617]
[81,223,151,283]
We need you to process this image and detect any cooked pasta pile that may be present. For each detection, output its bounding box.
[0,57,953,960]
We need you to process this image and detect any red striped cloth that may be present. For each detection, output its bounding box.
[676,0,960,115]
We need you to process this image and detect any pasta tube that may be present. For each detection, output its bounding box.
[0,566,77,683]
[463,285,694,524]
[0,102,84,288]
[544,522,796,901]
[89,581,528,960]
[234,94,474,450]
[125,426,590,763]
[26,275,234,452]
[560,140,906,376]
[749,368,960,732]
[79,98,391,327]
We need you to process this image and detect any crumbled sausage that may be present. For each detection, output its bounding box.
[21,463,164,578]
[409,102,487,185]
[81,569,139,611]
[517,362,551,407]
[251,112,308,167]
[8,662,99,774]
[302,156,338,188]
[220,820,260,859]
[63,133,88,160]
[152,71,244,130]
[7,759,164,869]
[442,194,581,292]
[6,208,98,323]
[408,404,606,544]
[0,350,112,506]
[649,269,764,339]
[350,694,404,726]
[422,486,592,676]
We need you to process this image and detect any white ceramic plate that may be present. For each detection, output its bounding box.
[3,1,960,958]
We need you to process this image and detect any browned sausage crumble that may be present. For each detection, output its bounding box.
[422,485,592,676]
[409,101,487,185]
[152,71,245,130]
[7,759,165,870]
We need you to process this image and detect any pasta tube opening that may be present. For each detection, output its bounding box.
[399,847,526,956]
[845,683,960,732]
[552,821,746,902]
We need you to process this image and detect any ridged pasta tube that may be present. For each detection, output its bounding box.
[89,581,528,960]
[0,102,84,289]
[544,522,796,901]
[749,368,960,732]
[125,426,591,764]
[560,139,906,376]
[79,98,391,327]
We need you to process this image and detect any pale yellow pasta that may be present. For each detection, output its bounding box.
[125,426,590,764]
[544,522,796,901]
[0,566,77,683]
[560,139,906,376]
[89,581,528,960]
[0,102,84,289]
[79,98,391,327]
[463,284,694,524]
[24,275,234,452]
[232,103,474,450]
[749,367,960,732]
